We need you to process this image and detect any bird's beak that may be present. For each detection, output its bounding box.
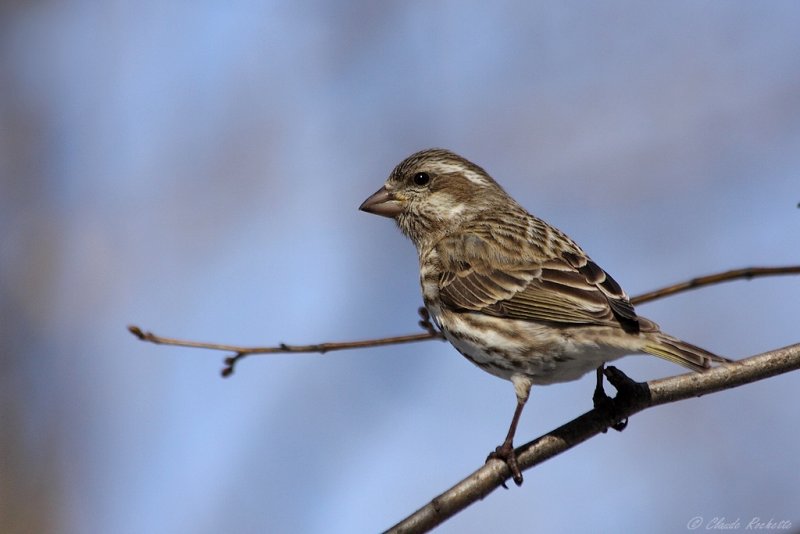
[359,186,403,218]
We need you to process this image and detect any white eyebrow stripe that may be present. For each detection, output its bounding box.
[432,163,490,186]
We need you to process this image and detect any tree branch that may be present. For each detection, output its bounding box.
[128,324,440,376]
[128,265,799,376]
[629,265,800,305]
[385,343,800,534]
[128,306,444,376]
[127,265,800,531]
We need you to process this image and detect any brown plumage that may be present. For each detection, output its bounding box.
[360,148,729,485]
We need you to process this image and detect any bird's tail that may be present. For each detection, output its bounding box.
[642,332,732,373]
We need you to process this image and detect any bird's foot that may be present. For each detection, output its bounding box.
[486,441,523,487]
[417,307,442,337]
[593,365,651,431]
[603,365,648,401]
[593,365,633,432]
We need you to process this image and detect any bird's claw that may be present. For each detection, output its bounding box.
[417,307,441,336]
[593,366,631,432]
[602,366,646,400]
[486,442,524,487]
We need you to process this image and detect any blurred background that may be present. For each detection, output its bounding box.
[2,2,799,533]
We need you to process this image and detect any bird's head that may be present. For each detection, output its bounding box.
[359,148,511,248]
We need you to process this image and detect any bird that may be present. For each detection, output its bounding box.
[359,148,729,486]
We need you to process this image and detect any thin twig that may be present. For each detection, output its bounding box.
[385,343,800,534]
[128,324,441,377]
[128,265,799,376]
[127,325,439,355]
[630,265,800,305]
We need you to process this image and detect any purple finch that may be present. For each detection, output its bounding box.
[359,148,728,485]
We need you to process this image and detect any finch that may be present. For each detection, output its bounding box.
[359,148,728,485]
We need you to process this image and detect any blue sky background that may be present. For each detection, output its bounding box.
[2,2,799,533]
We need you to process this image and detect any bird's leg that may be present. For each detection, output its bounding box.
[487,389,528,486]
[592,365,607,404]
[592,366,615,417]
[593,364,630,432]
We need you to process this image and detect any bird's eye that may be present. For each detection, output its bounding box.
[413,172,430,186]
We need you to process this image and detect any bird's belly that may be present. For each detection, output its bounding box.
[436,311,630,386]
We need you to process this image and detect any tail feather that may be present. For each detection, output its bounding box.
[642,333,732,373]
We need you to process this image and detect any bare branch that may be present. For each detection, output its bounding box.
[128,324,441,377]
[128,265,799,376]
[127,324,439,354]
[630,265,800,305]
[127,265,800,528]
[385,343,800,534]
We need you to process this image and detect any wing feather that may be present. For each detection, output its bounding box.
[435,228,640,332]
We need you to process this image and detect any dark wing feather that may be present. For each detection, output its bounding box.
[436,233,640,333]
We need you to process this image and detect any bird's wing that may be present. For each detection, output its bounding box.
[435,233,641,333]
